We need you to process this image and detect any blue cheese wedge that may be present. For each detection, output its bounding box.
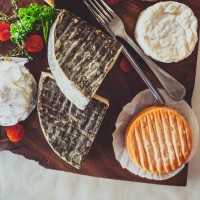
[48,10,122,110]
[37,72,109,169]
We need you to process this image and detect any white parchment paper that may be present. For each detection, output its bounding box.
[113,89,199,180]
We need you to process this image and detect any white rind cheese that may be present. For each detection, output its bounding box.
[0,61,37,126]
[135,1,198,63]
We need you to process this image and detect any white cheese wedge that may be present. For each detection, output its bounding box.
[0,61,37,126]
[135,1,198,63]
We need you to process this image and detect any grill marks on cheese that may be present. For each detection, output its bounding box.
[125,107,192,174]
[53,10,121,98]
[37,73,109,169]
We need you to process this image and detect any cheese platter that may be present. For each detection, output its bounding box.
[0,0,200,186]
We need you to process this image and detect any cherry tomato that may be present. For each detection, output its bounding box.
[6,124,25,143]
[25,34,44,52]
[120,57,133,73]
[105,0,120,5]
[0,23,11,41]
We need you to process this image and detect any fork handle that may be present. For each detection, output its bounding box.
[123,33,186,101]
[122,47,165,104]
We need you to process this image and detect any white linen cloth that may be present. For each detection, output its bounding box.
[0,41,200,200]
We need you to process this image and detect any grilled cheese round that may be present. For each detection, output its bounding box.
[125,106,192,174]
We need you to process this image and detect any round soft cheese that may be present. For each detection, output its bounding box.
[135,1,198,63]
[125,106,192,174]
[0,61,37,126]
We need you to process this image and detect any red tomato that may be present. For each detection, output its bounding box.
[105,0,120,5]
[0,23,11,41]
[25,34,44,52]
[120,57,133,73]
[6,124,25,143]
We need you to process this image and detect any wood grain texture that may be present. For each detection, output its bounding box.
[0,0,199,186]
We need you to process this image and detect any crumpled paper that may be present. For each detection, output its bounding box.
[112,89,199,180]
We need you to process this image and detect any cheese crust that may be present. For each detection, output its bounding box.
[135,1,198,63]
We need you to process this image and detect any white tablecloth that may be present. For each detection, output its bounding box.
[0,41,200,200]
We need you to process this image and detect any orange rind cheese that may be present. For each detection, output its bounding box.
[125,106,192,174]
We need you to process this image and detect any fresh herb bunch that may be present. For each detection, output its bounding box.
[10,4,57,45]
[0,1,58,58]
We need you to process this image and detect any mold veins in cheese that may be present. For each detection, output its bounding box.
[37,72,109,169]
[0,61,37,126]
[48,10,122,110]
[135,1,198,63]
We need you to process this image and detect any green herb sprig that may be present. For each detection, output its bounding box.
[10,4,57,45]
[0,1,58,58]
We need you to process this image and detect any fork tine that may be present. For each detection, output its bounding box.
[83,0,115,37]
[86,0,109,24]
[98,0,118,18]
[93,0,113,21]
[84,0,106,24]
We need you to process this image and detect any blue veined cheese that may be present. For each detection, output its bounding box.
[0,61,37,126]
[48,10,122,110]
[135,1,198,63]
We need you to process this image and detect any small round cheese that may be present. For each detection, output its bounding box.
[0,61,37,126]
[135,1,198,63]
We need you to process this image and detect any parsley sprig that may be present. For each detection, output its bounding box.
[11,4,57,46]
[0,1,58,58]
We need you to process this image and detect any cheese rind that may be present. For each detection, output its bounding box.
[48,10,122,110]
[37,72,109,169]
[135,1,198,63]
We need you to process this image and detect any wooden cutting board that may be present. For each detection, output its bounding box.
[0,0,199,186]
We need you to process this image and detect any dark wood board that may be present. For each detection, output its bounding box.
[0,0,199,186]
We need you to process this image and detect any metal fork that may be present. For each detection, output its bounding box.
[84,0,186,101]
[84,0,165,104]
